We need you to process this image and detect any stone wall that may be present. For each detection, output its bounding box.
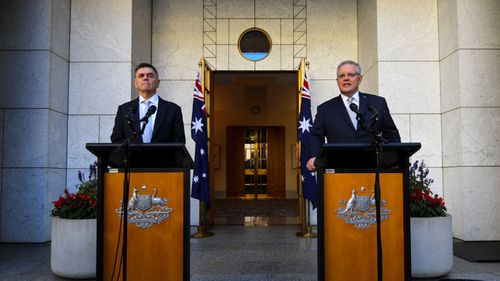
[0,0,498,242]
[0,0,70,242]
[439,0,500,240]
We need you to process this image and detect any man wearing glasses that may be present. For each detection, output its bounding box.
[306,60,400,171]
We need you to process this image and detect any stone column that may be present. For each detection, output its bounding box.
[67,0,151,188]
[0,0,70,242]
[358,0,443,194]
[439,0,500,240]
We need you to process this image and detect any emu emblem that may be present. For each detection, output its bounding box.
[116,185,172,229]
[336,186,391,229]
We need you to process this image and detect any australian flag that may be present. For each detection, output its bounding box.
[191,71,210,206]
[297,70,318,208]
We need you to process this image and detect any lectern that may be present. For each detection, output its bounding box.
[86,143,193,281]
[316,143,420,281]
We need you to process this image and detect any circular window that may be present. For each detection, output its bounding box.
[238,28,272,61]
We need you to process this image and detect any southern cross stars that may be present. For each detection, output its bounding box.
[192,117,204,134]
[301,171,316,182]
[192,173,207,183]
[298,116,312,134]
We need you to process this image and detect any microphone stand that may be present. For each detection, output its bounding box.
[368,110,387,281]
[353,104,386,281]
[139,119,149,136]
[117,113,141,281]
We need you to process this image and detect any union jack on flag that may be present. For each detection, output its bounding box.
[297,70,318,208]
[191,71,210,206]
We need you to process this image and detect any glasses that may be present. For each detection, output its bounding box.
[337,73,360,79]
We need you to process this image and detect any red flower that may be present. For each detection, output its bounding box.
[51,163,97,219]
[53,197,66,208]
[409,160,447,217]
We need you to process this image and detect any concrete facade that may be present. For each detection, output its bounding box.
[0,0,498,242]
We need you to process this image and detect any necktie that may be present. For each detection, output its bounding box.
[347,97,358,129]
[141,101,153,143]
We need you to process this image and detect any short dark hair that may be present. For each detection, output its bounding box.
[135,63,158,77]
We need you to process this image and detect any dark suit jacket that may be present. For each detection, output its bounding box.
[110,97,186,144]
[308,92,400,158]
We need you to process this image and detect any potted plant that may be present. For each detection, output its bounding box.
[409,160,453,278]
[50,163,97,279]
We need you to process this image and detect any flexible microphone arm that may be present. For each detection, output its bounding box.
[368,105,380,129]
[125,107,142,143]
[139,105,157,135]
[349,103,369,132]
[367,105,387,145]
[140,105,157,123]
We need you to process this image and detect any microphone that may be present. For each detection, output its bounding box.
[126,107,136,123]
[349,103,362,121]
[350,102,369,132]
[368,104,379,117]
[367,104,387,144]
[140,105,157,123]
[125,107,139,136]
[368,104,380,124]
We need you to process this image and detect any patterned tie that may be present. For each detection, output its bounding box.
[347,97,358,129]
[141,100,153,143]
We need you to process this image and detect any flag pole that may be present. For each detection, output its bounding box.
[303,200,317,238]
[296,59,316,238]
[296,196,317,238]
[191,59,214,238]
[295,180,308,237]
[295,129,307,237]
[296,146,316,238]
[191,201,214,238]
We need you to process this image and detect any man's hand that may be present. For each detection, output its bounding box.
[306,157,316,171]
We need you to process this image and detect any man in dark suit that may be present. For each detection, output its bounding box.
[306,60,400,171]
[110,63,186,144]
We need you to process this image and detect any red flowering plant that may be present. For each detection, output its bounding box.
[51,163,97,219]
[409,160,447,217]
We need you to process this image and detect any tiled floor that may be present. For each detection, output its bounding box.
[1,224,500,281]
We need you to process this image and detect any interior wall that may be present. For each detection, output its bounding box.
[212,72,298,199]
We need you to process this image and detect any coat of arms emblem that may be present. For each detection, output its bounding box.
[116,185,173,229]
[336,186,391,229]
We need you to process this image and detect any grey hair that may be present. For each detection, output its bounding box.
[337,60,362,75]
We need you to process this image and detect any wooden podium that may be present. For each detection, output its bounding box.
[316,143,420,281]
[86,143,193,281]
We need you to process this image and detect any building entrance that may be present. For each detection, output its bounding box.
[208,70,302,221]
[226,126,285,199]
[243,127,269,198]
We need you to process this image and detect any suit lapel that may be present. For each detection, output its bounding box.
[359,92,369,116]
[126,98,142,143]
[151,98,166,139]
[358,92,369,130]
[128,99,142,141]
[129,98,140,124]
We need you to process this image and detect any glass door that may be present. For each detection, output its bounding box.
[243,127,268,199]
